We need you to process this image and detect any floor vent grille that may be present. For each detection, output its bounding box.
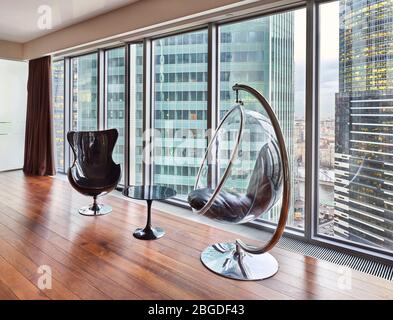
[277,237,393,282]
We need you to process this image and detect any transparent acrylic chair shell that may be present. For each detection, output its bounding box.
[188,84,291,281]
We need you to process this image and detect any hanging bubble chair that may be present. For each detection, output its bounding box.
[187,84,290,281]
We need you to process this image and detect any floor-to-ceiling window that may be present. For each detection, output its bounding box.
[152,30,209,200]
[218,8,306,229]
[318,0,393,254]
[104,44,144,185]
[318,1,339,243]
[52,60,65,172]
[71,53,98,131]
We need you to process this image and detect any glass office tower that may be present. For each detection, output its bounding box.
[334,0,393,250]
[153,30,209,200]
[219,13,296,225]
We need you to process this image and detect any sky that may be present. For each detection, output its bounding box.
[294,1,339,120]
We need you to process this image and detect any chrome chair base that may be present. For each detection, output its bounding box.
[79,204,112,216]
[200,242,278,281]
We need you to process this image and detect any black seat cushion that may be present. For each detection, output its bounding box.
[188,143,281,223]
[188,188,253,223]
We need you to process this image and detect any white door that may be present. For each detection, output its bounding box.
[0,59,28,171]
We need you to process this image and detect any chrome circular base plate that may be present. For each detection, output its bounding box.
[201,242,278,281]
[133,226,165,240]
[79,204,112,216]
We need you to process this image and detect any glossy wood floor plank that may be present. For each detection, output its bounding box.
[0,171,392,300]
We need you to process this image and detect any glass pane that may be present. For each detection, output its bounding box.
[71,53,98,131]
[106,47,126,183]
[152,30,208,200]
[52,60,65,172]
[318,0,393,253]
[218,9,306,229]
[130,43,144,186]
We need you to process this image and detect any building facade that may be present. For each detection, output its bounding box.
[334,0,393,250]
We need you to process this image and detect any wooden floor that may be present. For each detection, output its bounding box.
[0,171,392,300]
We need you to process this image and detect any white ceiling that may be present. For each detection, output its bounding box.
[0,0,140,43]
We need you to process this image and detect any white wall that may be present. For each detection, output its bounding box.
[0,59,28,171]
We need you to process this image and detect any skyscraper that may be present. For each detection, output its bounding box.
[152,30,209,198]
[334,0,393,250]
[219,12,296,225]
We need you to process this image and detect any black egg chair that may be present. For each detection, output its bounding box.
[67,129,121,216]
[188,84,290,281]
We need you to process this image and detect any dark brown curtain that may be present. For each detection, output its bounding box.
[23,56,56,176]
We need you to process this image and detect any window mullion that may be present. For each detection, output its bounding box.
[124,45,131,187]
[305,0,319,240]
[64,57,71,171]
[207,22,218,187]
